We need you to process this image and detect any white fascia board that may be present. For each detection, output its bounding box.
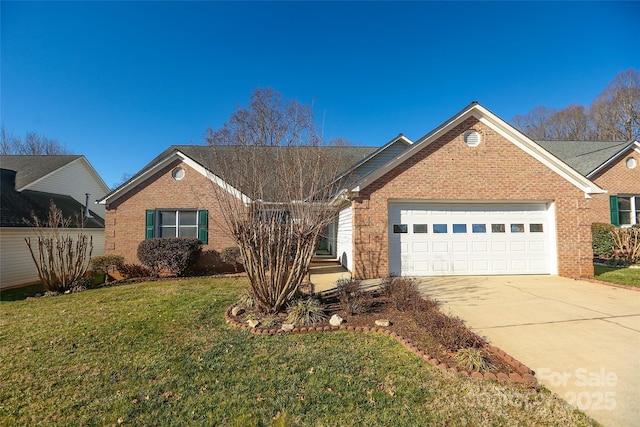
[587,141,640,179]
[169,152,254,204]
[76,156,110,194]
[329,134,414,187]
[474,110,606,195]
[99,150,252,205]
[352,102,605,195]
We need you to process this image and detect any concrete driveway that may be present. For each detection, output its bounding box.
[417,275,640,427]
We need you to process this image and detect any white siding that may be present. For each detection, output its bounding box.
[352,140,410,178]
[0,228,105,289]
[336,205,353,271]
[24,158,109,218]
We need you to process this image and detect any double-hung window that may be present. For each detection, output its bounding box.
[145,209,208,243]
[610,195,640,226]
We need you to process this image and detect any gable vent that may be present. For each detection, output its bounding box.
[464,130,481,147]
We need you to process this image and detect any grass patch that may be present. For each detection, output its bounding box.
[594,265,640,287]
[0,277,596,426]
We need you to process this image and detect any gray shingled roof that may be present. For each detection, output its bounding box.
[535,141,631,176]
[1,169,104,228]
[105,145,379,201]
[0,155,82,189]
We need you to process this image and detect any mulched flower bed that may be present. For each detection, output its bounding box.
[226,282,537,385]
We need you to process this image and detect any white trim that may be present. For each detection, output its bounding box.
[98,150,252,205]
[351,103,606,195]
[327,134,413,190]
[587,140,640,179]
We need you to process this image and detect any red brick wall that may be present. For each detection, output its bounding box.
[104,160,237,265]
[591,151,640,224]
[352,117,594,279]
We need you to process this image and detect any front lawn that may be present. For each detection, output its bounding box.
[594,265,640,287]
[0,278,595,426]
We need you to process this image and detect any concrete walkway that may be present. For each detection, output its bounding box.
[417,276,640,427]
[308,260,351,293]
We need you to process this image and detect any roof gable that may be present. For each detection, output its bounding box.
[351,102,605,196]
[1,169,104,228]
[0,155,83,190]
[535,140,634,177]
[99,145,378,205]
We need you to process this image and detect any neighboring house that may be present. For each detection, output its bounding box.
[0,155,109,289]
[100,102,636,280]
[537,140,640,227]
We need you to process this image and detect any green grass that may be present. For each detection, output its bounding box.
[0,278,597,426]
[594,265,640,287]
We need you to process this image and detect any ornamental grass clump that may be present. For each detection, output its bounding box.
[454,348,493,373]
[286,297,327,326]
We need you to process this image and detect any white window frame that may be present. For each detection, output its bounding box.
[618,195,640,226]
[158,209,198,238]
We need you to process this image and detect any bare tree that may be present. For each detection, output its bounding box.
[512,69,639,141]
[1,127,70,155]
[512,106,554,140]
[204,88,353,313]
[589,69,640,141]
[25,202,93,293]
[547,104,589,140]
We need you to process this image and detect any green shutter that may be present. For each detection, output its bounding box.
[145,210,155,239]
[609,196,620,226]
[198,210,208,244]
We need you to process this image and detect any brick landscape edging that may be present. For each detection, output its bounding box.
[225,305,537,386]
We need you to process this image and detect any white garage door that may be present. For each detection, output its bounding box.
[388,203,555,276]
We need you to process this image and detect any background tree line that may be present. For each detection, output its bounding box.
[1,127,70,155]
[511,69,639,141]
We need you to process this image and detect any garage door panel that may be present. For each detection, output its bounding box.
[529,241,545,251]
[510,241,527,251]
[491,241,507,251]
[472,241,488,251]
[452,241,468,252]
[389,202,553,276]
[433,242,448,252]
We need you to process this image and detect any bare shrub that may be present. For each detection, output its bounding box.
[382,277,422,312]
[24,202,93,293]
[335,278,371,315]
[90,254,125,277]
[610,226,640,264]
[419,310,485,351]
[220,246,242,272]
[204,88,361,313]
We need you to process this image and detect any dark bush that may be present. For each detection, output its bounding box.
[137,238,202,276]
[382,277,422,312]
[335,278,371,315]
[592,223,616,259]
[117,263,151,279]
[416,307,484,351]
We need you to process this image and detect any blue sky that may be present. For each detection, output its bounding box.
[2,1,638,189]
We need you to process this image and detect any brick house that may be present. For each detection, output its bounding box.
[98,102,637,279]
[538,140,640,227]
